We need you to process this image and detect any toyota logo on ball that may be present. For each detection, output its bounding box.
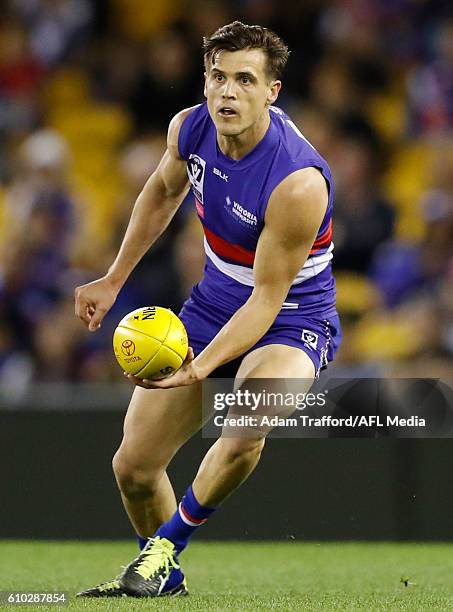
[121,339,136,356]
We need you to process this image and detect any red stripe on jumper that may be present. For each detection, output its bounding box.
[204,226,255,266]
[195,198,204,219]
[180,503,207,525]
[309,219,332,254]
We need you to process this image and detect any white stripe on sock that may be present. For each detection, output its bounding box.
[178,502,201,527]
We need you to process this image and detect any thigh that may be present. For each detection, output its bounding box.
[237,343,315,386]
[119,383,204,469]
[220,345,315,439]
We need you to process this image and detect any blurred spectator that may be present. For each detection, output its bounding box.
[310,56,362,117]
[32,295,84,381]
[0,19,43,98]
[407,19,453,135]
[89,37,143,105]
[331,126,395,273]
[127,29,198,133]
[0,129,77,382]
[185,0,231,48]
[11,0,94,67]
[371,143,453,307]
[0,18,44,145]
[4,128,74,248]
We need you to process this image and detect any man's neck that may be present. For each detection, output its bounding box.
[217,111,270,161]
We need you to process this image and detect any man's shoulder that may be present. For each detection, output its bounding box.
[170,103,211,161]
[168,104,204,150]
[270,105,324,163]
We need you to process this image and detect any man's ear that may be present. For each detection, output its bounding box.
[203,72,208,98]
[267,80,282,106]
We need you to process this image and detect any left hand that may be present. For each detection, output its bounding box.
[124,347,206,389]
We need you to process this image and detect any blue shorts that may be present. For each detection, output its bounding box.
[179,285,342,378]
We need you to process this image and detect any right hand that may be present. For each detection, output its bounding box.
[74,276,119,331]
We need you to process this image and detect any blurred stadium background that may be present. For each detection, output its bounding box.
[1,0,453,542]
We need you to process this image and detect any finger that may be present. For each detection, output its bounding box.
[184,346,194,364]
[124,373,154,389]
[142,378,171,389]
[74,293,84,319]
[76,300,92,326]
[74,287,80,316]
[74,291,94,328]
[88,307,106,331]
[85,305,96,324]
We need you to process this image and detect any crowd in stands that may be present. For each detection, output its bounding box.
[0,0,452,388]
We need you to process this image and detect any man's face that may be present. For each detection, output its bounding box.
[204,48,280,137]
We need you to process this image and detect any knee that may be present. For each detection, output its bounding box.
[218,436,266,464]
[112,449,163,501]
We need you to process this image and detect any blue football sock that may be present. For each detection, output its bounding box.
[154,485,216,554]
[136,535,148,550]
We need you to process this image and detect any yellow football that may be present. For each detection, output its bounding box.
[113,306,188,380]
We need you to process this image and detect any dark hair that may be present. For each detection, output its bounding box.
[203,21,290,81]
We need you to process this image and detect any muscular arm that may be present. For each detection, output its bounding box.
[106,110,192,292]
[75,107,194,330]
[193,167,329,376]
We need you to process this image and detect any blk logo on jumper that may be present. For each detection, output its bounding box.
[213,167,228,182]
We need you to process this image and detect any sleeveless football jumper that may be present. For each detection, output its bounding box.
[177,103,341,374]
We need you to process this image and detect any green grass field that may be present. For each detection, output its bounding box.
[1,541,453,610]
